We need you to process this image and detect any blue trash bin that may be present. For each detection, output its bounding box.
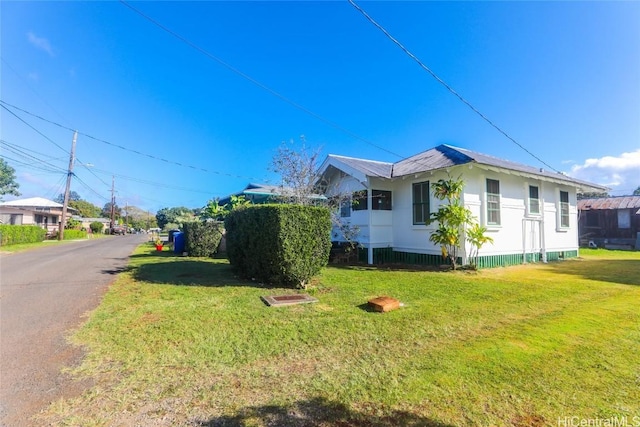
[174,231,185,254]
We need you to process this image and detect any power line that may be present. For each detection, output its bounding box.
[347,0,560,174]
[0,100,265,181]
[118,0,404,160]
[87,166,223,196]
[0,103,70,155]
[73,174,110,202]
[0,140,68,173]
[1,154,66,175]
[2,136,220,200]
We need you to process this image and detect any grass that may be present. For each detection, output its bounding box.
[0,238,82,253]
[0,233,115,253]
[40,247,640,426]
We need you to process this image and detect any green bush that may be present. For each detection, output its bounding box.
[0,225,46,246]
[90,222,104,234]
[225,204,331,288]
[182,221,224,257]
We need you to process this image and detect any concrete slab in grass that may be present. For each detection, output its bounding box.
[261,294,318,307]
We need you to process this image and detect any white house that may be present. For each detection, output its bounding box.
[317,144,607,267]
[0,197,75,235]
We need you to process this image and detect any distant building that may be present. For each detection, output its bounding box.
[578,196,640,250]
[219,183,326,205]
[0,197,76,235]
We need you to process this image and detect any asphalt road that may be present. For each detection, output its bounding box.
[0,234,147,426]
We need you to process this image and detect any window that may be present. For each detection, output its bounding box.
[352,190,368,211]
[372,190,392,210]
[0,213,23,225]
[618,209,631,229]
[559,191,569,228]
[412,181,430,224]
[486,179,501,225]
[340,199,351,218]
[528,185,540,215]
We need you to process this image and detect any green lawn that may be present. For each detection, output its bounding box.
[41,247,640,426]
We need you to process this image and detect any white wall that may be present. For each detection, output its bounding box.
[328,165,580,259]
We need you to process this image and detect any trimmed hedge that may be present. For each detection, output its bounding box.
[225,204,331,288]
[182,221,224,257]
[0,225,46,246]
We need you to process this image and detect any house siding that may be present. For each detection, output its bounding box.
[337,164,581,267]
[359,247,578,268]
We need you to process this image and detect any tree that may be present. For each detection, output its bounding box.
[634,186,640,196]
[89,221,104,234]
[121,205,156,230]
[466,223,494,268]
[65,218,81,229]
[102,202,122,221]
[270,139,323,205]
[577,191,608,200]
[270,140,362,260]
[69,200,102,218]
[0,158,20,200]
[54,191,82,203]
[427,175,492,270]
[155,206,195,230]
[200,195,250,221]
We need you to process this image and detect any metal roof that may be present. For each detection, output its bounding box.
[577,196,640,211]
[323,145,607,192]
[393,145,472,176]
[327,154,393,178]
[0,197,64,208]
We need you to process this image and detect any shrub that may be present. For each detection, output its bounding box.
[225,204,331,288]
[90,222,104,234]
[182,221,224,257]
[0,225,46,245]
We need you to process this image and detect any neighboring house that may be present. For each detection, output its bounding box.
[0,197,76,235]
[72,216,111,233]
[577,196,640,250]
[219,183,326,205]
[219,183,287,205]
[317,144,607,267]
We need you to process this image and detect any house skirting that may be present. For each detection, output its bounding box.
[357,247,578,269]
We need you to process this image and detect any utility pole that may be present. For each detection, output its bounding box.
[110,176,115,232]
[125,201,128,232]
[59,131,78,241]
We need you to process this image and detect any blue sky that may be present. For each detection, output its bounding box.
[2,1,639,213]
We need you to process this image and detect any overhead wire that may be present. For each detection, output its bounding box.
[87,166,223,196]
[347,0,561,174]
[45,174,69,201]
[1,154,66,175]
[116,2,533,177]
[118,0,404,160]
[0,140,68,173]
[0,100,265,182]
[0,103,70,155]
[73,175,110,202]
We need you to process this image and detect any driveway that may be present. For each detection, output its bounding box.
[0,234,147,426]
